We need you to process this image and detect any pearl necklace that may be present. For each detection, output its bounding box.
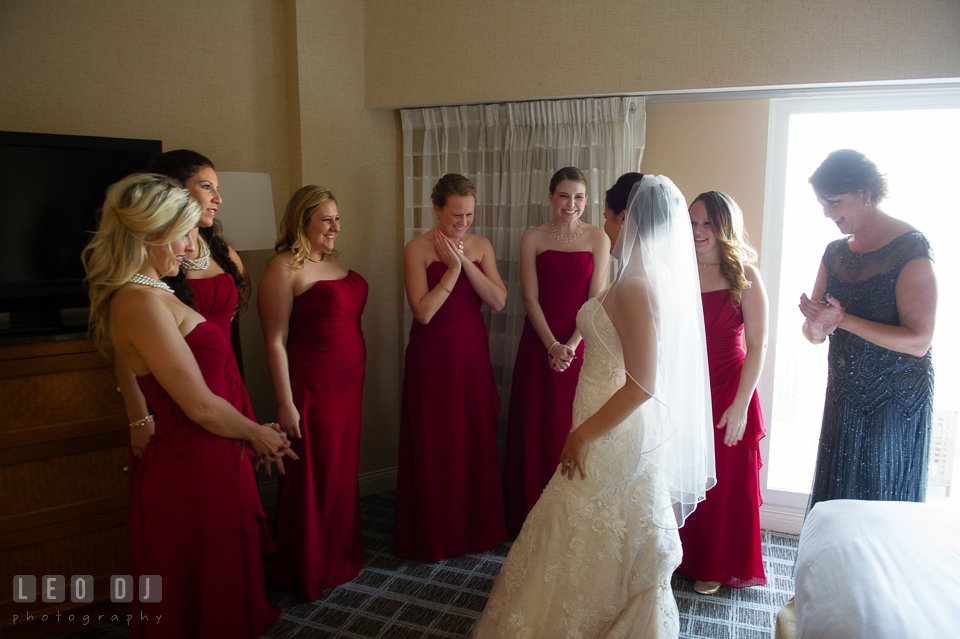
[180,237,210,271]
[551,220,584,243]
[129,273,174,293]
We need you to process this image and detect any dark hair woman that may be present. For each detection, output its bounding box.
[503,166,611,535]
[800,149,936,508]
[472,174,714,637]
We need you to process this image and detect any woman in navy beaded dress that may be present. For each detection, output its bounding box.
[799,150,936,509]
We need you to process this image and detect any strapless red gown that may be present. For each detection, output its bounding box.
[270,271,368,600]
[189,272,273,556]
[677,290,766,587]
[188,273,255,420]
[395,261,507,561]
[504,250,593,535]
[130,322,280,638]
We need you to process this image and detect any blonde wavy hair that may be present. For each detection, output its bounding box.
[690,191,758,305]
[83,173,201,355]
[275,185,339,268]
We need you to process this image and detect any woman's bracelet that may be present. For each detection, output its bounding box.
[438,282,452,294]
[548,341,560,354]
[130,415,154,429]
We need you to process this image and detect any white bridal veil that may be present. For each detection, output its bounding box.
[602,174,716,528]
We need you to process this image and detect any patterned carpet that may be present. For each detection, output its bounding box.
[53,491,797,639]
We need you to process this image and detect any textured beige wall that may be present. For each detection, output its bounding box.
[0,0,291,208]
[364,0,960,107]
[643,100,770,257]
[292,0,403,478]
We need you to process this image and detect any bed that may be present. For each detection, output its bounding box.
[776,499,960,639]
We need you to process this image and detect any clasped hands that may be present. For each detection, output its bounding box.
[251,422,299,476]
[548,342,576,372]
[799,293,845,339]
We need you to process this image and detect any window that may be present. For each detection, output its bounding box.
[759,91,960,530]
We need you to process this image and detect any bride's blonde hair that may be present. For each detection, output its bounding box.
[83,173,201,355]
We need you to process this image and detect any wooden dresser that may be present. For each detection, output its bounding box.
[0,337,129,638]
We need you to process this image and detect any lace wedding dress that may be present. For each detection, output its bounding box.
[472,297,681,639]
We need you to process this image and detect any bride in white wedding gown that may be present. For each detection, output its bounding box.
[472,174,715,639]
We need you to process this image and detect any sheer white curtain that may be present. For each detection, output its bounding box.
[401,97,645,444]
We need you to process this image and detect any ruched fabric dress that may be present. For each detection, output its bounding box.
[395,261,508,561]
[472,299,681,638]
[270,270,368,600]
[809,231,934,508]
[504,250,593,535]
[677,290,766,588]
[188,272,273,556]
[130,322,281,638]
[188,273,256,420]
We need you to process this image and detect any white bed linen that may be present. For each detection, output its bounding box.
[795,500,960,639]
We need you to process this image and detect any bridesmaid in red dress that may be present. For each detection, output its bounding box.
[677,190,768,594]
[152,150,255,422]
[396,173,508,561]
[504,167,610,535]
[260,185,368,600]
[114,150,271,552]
[84,173,292,638]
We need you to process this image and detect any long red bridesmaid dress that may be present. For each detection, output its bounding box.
[189,273,273,556]
[395,261,508,561]
[270,270,368,600]
[504,250,593,536]
[677,289,766,587]
[130,322,281,638]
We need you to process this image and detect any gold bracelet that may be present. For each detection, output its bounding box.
[129,415,154,429]
[439,282,452,294]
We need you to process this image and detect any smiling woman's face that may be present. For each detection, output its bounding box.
[305,201,340,253]
[435,194,475,238]
[184,167,220,228]
[145,232,196,278]
[689,200,717,255]
[815,189,870,235]
[549,179,587,225]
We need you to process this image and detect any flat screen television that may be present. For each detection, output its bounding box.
[0,131,162,335]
